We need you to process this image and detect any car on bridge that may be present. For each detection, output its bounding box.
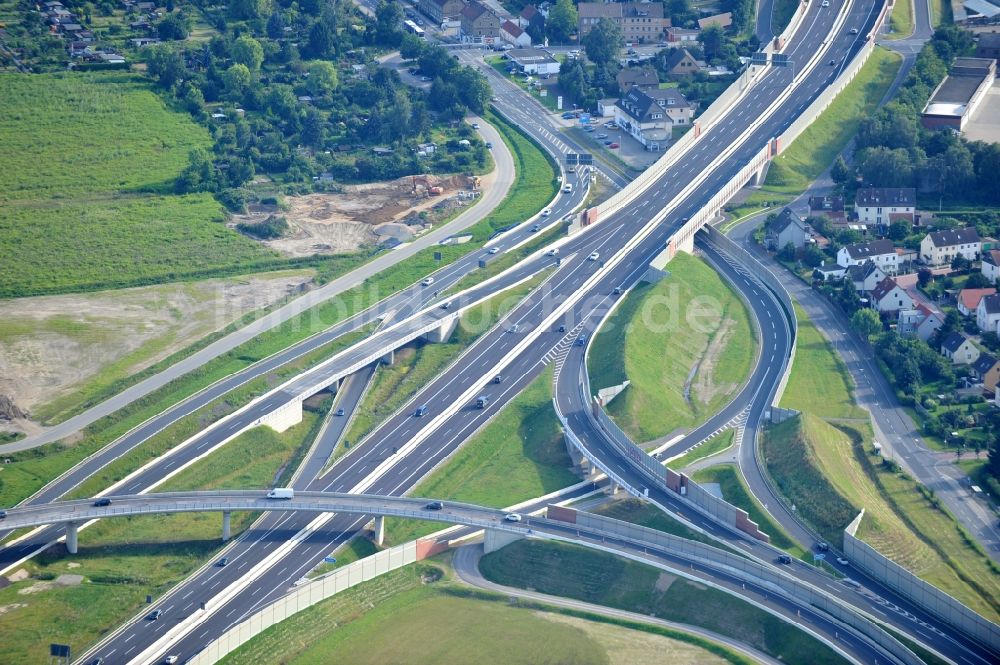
[504,513,522,522]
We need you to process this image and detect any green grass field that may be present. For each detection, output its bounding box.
[384,366,577,544]
[589,253,756,443]
[692,464,805,556]
[779,304,867,420]
[480,540,848,665]
[762,47,901,195]
[887,0,914,38]
[0,72,276,297]
[0,410,325,664]
[589,498,721,547]
[667,429,735,470]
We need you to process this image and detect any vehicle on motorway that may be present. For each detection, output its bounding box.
[441,301,451,309]
[545,248,560,257]
[217,557,229,567]
[508,324,520,333]
[612,287,622,295]
[816,541,830,551]
[425,501,444,510]
[415,405,429,417]
[842,578,862,589]
[475,395,489,409]
[267,488,294,499]
[421,277,435,286]
[820,0,829,5]
[777,554,792,564]
[849,27,858,33]
[93,498,111,507]
[836,557,850,565]
[487,246,500,254]
[504,513,522,522]
[0,510,6,519]
[568,166,577,173]
[165,657,178,664]
[563,184,573,193]
[530,224,541,232]
[542,209,551,216]
[588,252,600,261]
[336,407,346,416]
[558,324,566,332]
[90,659,104,665]
[828,59,836,66]
[576,335,587,346]
[609,143,619,149]
[147,609,163,621]
[493,374,503,384]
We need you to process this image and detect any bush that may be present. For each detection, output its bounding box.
[236,214,289,239]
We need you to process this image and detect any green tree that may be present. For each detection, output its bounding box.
[917,267,932,288]
[374,0,403,46]
[831,155,851,187]
[223,63,252,96]
[232,35,264,71]
[700,25,724,60]
[452,66,491,114]
[305,60,339,95]
[400,32,424,60]
[888,219,911,241]
[307,21,333,58]
[144,45,185,89]
[546,0,577,43]
[851,308,882,339]
[582,17,622,67]
[157,13,188,40]
[266,11,284,39]
[802,244,825,268]
[230,0,270,19]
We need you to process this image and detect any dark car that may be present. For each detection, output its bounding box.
[612,287,622,295]
[147,609,163,621]
[217,557,229,567]
[816,541,830,552]
[558,324,566,333]
[335,408,345,416]
[576,335,587,347]
[777,554,792,564]
[0,510,7,519]
[425,501,444,510]
[415,405,429,417]
[530,224,541,232]
[493,375,503,384]
[93,498,111,507]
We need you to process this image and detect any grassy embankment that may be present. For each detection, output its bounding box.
[887,0,915,39]
[0,402,329,663]
[765,305,1000,620]
[724,47,901,220]
[481,540,848,665]
[381,365,577,545]
[666,430,734,470]
[0,107,557,508]
[588,253,756,443]
[218,557,754,665]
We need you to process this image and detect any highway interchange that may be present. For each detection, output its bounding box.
[3,0,999,662]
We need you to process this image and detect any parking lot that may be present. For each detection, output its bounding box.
[564,115,662,170]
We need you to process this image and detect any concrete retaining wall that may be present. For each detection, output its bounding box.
[188,540,421,664]
[548,505,922,665]
[843,519,1000,652]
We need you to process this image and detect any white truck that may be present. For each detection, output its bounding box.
[267,488,294,500]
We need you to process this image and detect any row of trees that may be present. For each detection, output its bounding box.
[837,26,1000,204]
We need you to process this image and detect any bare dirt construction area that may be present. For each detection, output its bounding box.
[0,269,314,430]
[230,174,488,258]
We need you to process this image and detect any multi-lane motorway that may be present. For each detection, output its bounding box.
[8,0,994,663]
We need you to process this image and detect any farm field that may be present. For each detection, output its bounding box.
[0,72,273,298]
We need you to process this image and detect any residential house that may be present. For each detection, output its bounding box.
[854,188,916,226]
[808,195,845,222]
[578,2,670,44]
[977,292,1000,333]
[662,48,699,79]
[500,20,531,47]
[518,4,545,35]
[461,1,501,41]
[972,354,1000,393]
[847,262,886,293]
[899,305,932,337]
[614,86,694,151]
[940,331,981,365]
[507,47,560,75]
[697,12,732,29]
[957,288,996,317]
[765,208,810,250]
[813,263,847,282]
[981,249,1000,284]
[870,277,913,314]
[597,98,618,117]
[666,26,700,43]
[616,66,659,93]
[420,0,466,24]
[836,238,899,274]
[916,308,945,341]
[976,32,1000,60]
[920,227,982,265]
[895,247,918,266]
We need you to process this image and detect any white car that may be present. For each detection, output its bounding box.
[488,247,500,254]
[504,513,523,522]
[545,248,559,256]
[165,657,178,664]
[542,209,552,216]
[421,277,435,286]
[849,27,858,33]
[836,557,850,566]
[821,0,829,5]
[588,252,600,261]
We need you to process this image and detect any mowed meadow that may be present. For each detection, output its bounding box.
[0,72,273,298]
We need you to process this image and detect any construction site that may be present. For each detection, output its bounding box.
[231,173,485,258]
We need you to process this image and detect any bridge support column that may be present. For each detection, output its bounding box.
[65,521,79,555]
[424,317,458,344]
[222,511,231,541]
[674,232,695,255]
[607,482,621,496]
[483,528,524,554]
[260,400,303,433]
[373,516,385,546]
[563,433,587,470]
[381,349,394,365]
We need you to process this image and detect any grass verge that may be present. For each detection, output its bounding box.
[666,430,735,470]
[480,540,848,665]
[888,0,914,38]
[588,253,756,443]
[383,366,577,545]
[761,47,901,195]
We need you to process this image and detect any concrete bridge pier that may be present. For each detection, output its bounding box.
[607,482,621,496]
[259,399,303,433]
[563,433,588,470]
[381,349,394,365]
[483,528,524,554]
[65,521,79,555]
[372,516,385,546]
[222,511,231,541]
[424,317,458,344]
